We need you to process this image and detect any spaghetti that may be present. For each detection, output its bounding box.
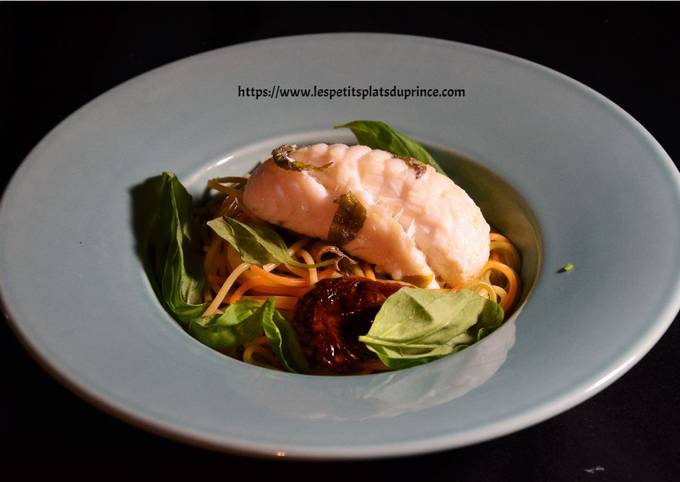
[201,178,522,373]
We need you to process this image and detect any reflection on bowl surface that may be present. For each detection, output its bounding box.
[240,317,516,421]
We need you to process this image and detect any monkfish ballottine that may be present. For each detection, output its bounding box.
[243,144,490,288]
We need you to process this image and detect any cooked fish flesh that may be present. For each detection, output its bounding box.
[242,144,490,287]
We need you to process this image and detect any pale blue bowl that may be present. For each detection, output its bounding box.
[1,34,679,459]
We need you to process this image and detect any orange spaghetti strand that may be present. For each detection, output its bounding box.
[489,232,521,271]
[248,265,308,287]
[481,260,519,312]
[240,295,299,311]
[229,279,311,303]
[250,285,311,297]
[318,265,340,280]
[228,278,259,304]
[489,232,511,242]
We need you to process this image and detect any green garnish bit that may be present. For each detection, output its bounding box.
[328,191,367,246]
[560,263,574,273]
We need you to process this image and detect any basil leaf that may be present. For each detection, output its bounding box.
[135,172,208,323]
[335,120,446,175]
[188,300,264,350]
[207,216,334,268]
[468,300,505,341]
[260,298,310,373]
[358,288,504,369]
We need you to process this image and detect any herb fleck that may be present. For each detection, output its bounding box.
[271,144,332,172]
[559,263,574,273]
[328,192,367,246]
[397,155,427,179]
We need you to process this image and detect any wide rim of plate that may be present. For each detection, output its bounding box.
[1,33,679,460]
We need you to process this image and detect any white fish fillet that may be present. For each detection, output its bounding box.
[242,143,490,287]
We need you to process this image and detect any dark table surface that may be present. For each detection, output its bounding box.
[2,2,679,479]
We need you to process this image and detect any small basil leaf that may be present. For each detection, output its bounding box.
[335,120,446,175]
[260,298,310,373]
[188,300,264,350]
[207,217,334,269]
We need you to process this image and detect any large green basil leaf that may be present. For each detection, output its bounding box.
[207,216,334,268]
[335,120,446,175]
[135,172,208,323]
[359,288,504,369]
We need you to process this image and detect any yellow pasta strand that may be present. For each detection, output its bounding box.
[202,262,251,317]
[480,259,519,311]
[467,281,498,302]
[207,180,244,199]
[296,249,318,285]
[361,262,376,281]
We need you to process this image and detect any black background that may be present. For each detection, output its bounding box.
[1,2,679,480]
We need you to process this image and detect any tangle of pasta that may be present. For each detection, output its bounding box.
[200,177,522,373]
